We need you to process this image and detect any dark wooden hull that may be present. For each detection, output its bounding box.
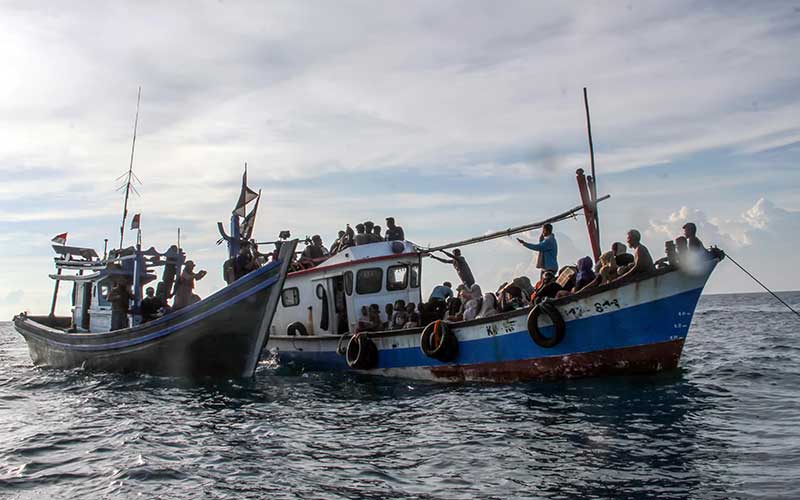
[14,242,296,379]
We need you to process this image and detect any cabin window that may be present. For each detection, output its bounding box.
[97,282,111,306]
[344,271,353,296]
[281,287,300,307]
[386,265,408,291]
[410,263,420,288]
[356,268,383,294]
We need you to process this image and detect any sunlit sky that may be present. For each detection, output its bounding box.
[1,1,799,319]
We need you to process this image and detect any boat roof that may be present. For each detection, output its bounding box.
[290,240,419,277]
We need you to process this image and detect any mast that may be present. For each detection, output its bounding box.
[119,86,142,249]
[583,87,601,250]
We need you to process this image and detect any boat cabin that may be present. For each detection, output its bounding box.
[49,244,180,333]
[271,241,422,336]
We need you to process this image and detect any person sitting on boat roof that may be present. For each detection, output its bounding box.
[428,281,454,303]
[329,230,346,254]
[354,224,370,246]
[302,235,329,260]
[429,248,475,287]
[370,225,383,243]
[364,221,376,240]
[616,230,655,280]
[173,260,207,310]
[140,287,165,323]
[385,217,404,241]
[517,223,558,277]
[108,281,132,330]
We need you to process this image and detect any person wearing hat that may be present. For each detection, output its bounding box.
[173,260,207,310]
[385,217,405,241]
[302,235,329,260]
[682,222,705,253]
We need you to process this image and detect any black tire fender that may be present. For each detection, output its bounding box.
[527,302,566,348]
[346,334,378,369]
[287,321,308,337]
[420,320,459,362]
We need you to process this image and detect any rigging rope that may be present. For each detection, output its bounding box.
[726,253,800,320]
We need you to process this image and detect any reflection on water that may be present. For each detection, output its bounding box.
[1,292,799,499]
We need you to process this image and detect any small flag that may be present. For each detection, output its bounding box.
[130,213,141,230]
[51,232,68,245]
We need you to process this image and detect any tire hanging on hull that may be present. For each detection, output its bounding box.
[346,334,378,369]
[527,302,566,348]
[420,320,459,362]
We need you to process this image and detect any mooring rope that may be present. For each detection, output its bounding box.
[726,253,800,320]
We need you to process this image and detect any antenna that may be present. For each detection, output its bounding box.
[118,86,142,249]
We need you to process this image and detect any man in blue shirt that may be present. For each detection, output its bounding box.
[428,281,453,303]
[517,223,558,277]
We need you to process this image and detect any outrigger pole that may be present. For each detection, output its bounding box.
[118,86,142,250]
[418,195,610,254]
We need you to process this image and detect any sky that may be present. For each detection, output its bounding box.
[1,1,799,319]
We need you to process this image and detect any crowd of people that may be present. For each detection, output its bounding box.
[402,221,712,328]
[107,250,208,330]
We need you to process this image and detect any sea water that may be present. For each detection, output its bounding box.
[1,292,798,499]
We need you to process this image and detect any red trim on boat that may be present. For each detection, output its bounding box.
[288,252,419,277]
[428,339,686,382]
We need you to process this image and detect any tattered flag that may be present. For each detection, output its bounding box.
[51,232,68,245]
[233,167,258,217]
[131,213,141,230]
[240,190,261,240]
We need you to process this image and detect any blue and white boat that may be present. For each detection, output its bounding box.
[265,169,723,383]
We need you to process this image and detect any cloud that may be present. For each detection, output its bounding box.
[649,199,800,293]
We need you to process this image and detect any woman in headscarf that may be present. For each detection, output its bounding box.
[573,256,596,292]
[462,284,483,321]
[576,251,617,293]
[477,293,498,318]
[172,260,207,310]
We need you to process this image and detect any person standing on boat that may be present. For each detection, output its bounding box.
[428,281,454,303]
[385,217,405,241]
[430,248,475,287]
[108,281,132,330]
[173,260,207,310]
[141,287,164,323]
[516,223,558,277]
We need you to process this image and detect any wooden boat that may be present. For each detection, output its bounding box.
[267,250,720,382]
[263,166,725,382]
[13,239,297,378]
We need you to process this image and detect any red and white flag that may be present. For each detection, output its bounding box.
[130,213,141,230]
[51,232,68,245]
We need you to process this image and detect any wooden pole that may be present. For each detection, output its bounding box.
[583,87,601,252]
[49,235,67,317]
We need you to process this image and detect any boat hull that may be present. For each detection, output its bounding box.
[268,260,717,382]
[14,241,296,378]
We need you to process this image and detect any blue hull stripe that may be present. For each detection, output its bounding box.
[278,286,704,370]
[24,276,281,352]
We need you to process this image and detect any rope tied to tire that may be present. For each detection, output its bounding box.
[420,320,459,362]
